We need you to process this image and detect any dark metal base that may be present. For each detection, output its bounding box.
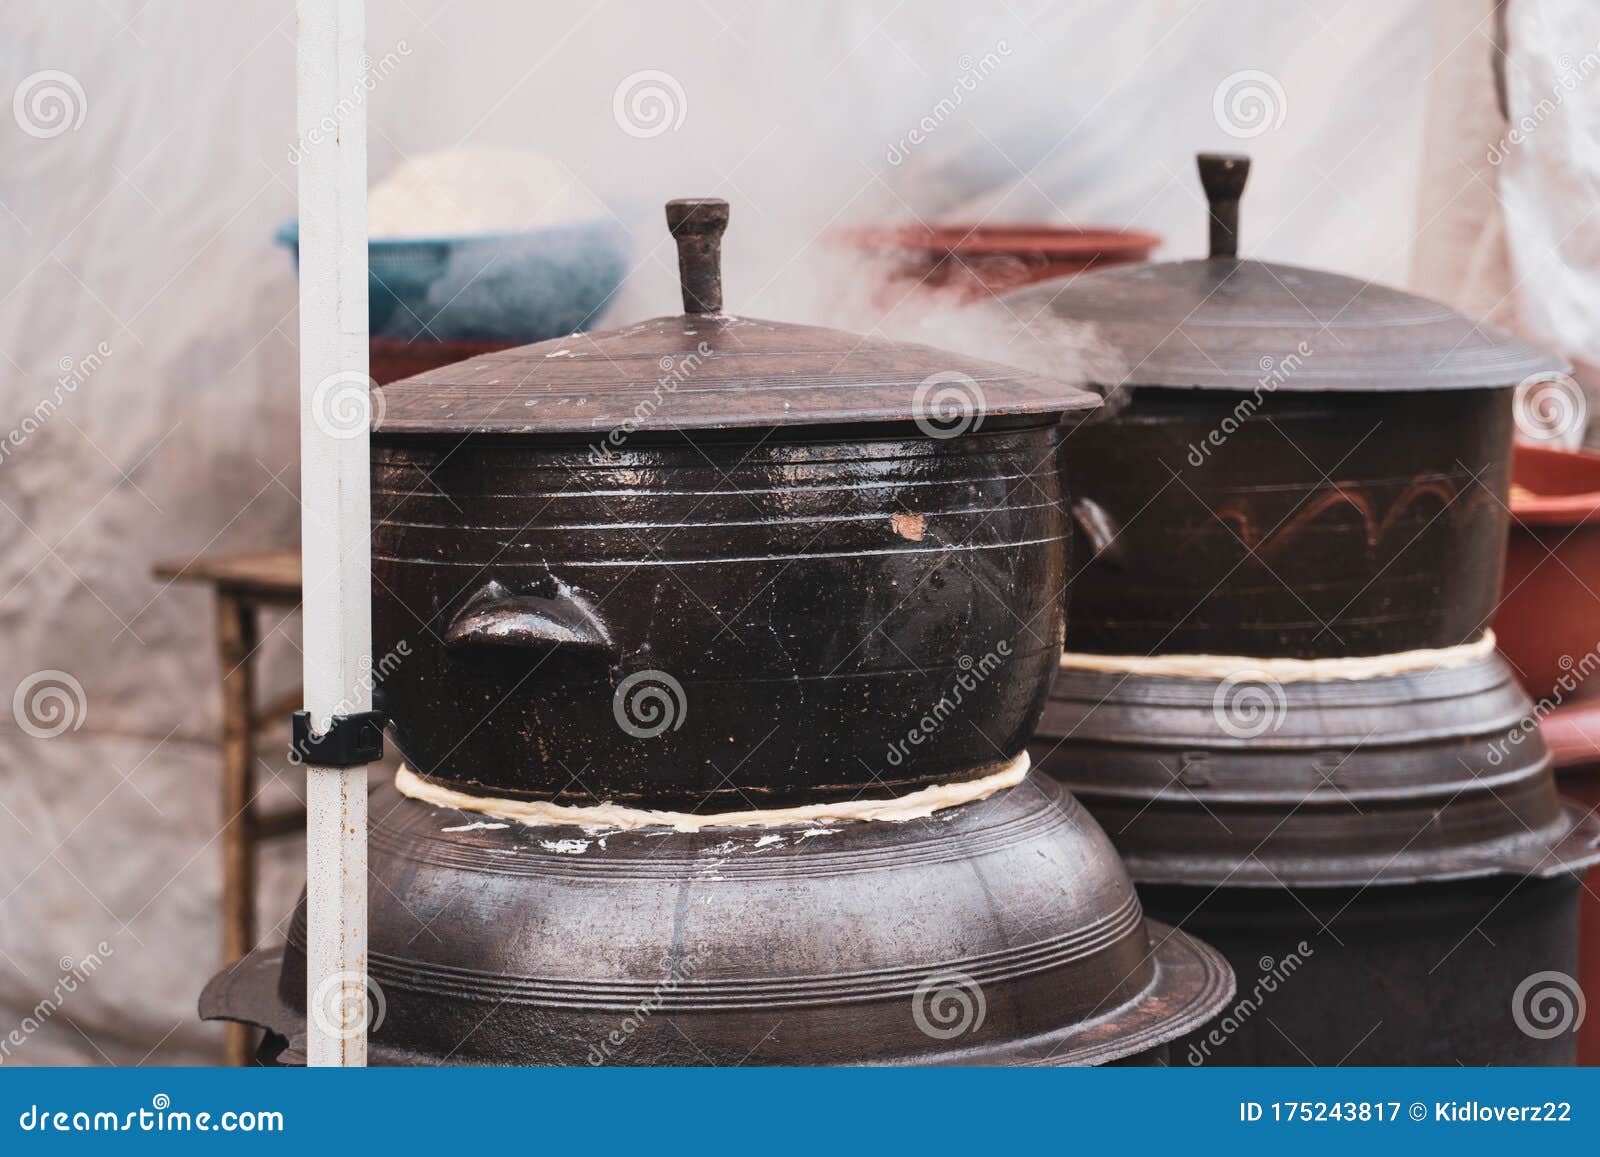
[1032,653,1600,1066]
[206,926,1222,1067]
[202,775,1233,1066]
[1153,873,1586,1066]
[1032,653,1600,886]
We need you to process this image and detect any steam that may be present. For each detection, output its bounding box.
[892,295,1128,397]
[728,227,1130,408]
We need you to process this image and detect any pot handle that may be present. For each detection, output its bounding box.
[666,197,729,314]
[444,580,613,654]
[1197,152,1249,259]
[1070,497,1125,567]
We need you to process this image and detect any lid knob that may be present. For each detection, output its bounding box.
[665,197,729,315]
[1197,153,1249,259]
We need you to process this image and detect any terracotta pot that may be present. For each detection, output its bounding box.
[834,223,1159,307]
[1540,699,1600,768]
[369,338,516,386]
[1496,444,1600,703]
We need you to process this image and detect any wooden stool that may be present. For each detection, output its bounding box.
[152,549,304,1066]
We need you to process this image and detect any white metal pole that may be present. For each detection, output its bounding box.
[297,0,370,1068]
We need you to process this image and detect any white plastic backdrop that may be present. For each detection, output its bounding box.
[1500,0,1600,435]
[0,0,1541,1063]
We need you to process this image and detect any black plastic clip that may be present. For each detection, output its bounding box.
[290,710,385,767]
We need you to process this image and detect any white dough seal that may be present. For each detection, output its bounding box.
[1058,631,1496,683]
[393,752,1030,833]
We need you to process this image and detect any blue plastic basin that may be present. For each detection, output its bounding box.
[273,217,629,343]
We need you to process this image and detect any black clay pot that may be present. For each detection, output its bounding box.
[204,775,1231,1066]
[1061,387,1513,658]
[366,197,1097,809]
[999,153,1563,661]
[373,420,1068,809]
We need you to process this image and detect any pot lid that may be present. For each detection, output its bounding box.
[1001,154,1567,392]
[374,198,1098,436]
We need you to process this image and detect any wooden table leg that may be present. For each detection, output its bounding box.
[217,592,259,1066]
